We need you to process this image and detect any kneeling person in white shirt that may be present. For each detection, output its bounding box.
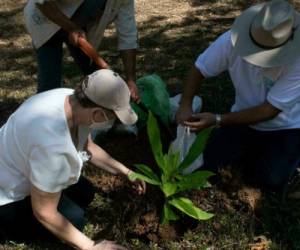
[176,0,300,192]
[0,69,145,250]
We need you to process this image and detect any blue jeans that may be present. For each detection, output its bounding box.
[36,0,107,92]
[202,126,300,192]
[0,177,95,242]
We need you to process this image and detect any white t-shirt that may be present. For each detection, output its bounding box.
[195,30,300,131]
[0,89,90,206]
[24,0,138,50]
[24,0,84,49]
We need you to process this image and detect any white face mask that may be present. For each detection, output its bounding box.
[89,118,116,130]
[89,109,116,130]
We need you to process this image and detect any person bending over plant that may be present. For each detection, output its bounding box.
[0,69,145,250]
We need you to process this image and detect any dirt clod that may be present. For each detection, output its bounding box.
[238,187,262,211]
[249,235,271,250]
[158,224,178,241]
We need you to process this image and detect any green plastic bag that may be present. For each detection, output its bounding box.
[131,74,171,128]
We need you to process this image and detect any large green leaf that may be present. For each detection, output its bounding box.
[134,164,160,183]
[167,150,181,173]
[162,154,172,178]
[162,203,179,225]
[176,170,214,193]
[128,172,161,185]
[161,182,177,197]
[178,127,212,171]
[147,112,165,170]
[162,151,180,179]
[168,197,214,220]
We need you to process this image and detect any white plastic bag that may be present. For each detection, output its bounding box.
[171,125,204,175]
[169,94,204,174]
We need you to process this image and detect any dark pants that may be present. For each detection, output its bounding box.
[0,176,95,242]
[202,126,300,192]
[36,0,107,92]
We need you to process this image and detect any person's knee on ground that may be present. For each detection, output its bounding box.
[0,197,55,242]
[63,176,96,209]
[58,195,86,231]
[202,127,251,182]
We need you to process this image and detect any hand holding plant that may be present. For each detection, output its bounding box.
[127,170,146,195]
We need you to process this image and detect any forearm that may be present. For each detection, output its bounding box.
[31,186,94,250]
[220,102,281,126]
[120,49,136,82]
[180,65,205,108]
[36,211,94,250]
[36,1,78,33]
[185,102,281,132]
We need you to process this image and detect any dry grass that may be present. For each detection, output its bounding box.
[1,0,300,249]
[0,0,250,109]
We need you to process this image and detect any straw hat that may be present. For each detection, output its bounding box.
[231,0,300,67]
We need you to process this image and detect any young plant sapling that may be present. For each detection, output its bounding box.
[129,112,214,224]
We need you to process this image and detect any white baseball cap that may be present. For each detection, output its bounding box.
[82,69,138,125]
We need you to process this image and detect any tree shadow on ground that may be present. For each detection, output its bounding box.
[99,5,236,113]
[188,0,257,7]
[1,1,300,249]
[0,6,27,40]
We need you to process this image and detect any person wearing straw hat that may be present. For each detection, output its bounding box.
[0,69,145,249]
[24,0,140,102]
[176,0,300,191]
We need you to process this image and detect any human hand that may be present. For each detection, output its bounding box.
[184,112,215,132]
[88,240,127,250]
[68,28,86,47]
[127,170,146,195]
[176,104,193,125]
[127,80,140,103]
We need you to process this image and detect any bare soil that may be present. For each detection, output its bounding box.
[1,0,300,249]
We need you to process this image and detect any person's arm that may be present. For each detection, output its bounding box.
[31,185,127,249]
[120,49,140,102]
[30,185,94,250]
[184,101,281,132]
[176,65,205,124]
[85,135,146,194]
[177,31,233,124]
[86,135,128,175]
[36,1,85,46]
